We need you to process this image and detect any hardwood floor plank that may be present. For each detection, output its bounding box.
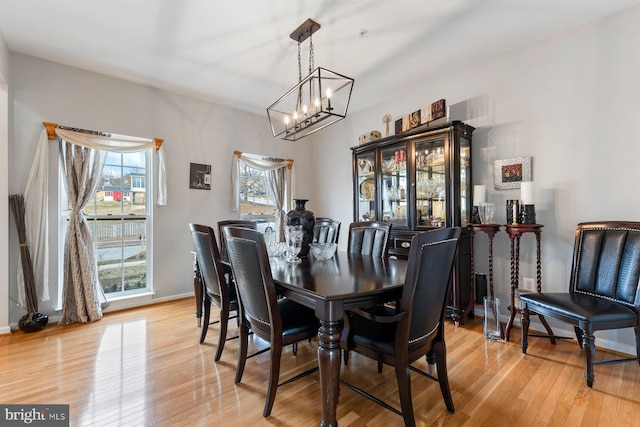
[1,298,639,426]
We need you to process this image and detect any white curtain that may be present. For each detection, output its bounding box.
[231,152,294,239]
[18,125,168,322]
[58,141,107,324]
[17,129,50,307]
[266,167,287,241]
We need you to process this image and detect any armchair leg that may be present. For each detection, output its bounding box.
[433,341,455,413]
[521,307,530,354]
[394,360,415,427]
[635,326,640,367]
[343,349,349,365]
[582,331,596,387]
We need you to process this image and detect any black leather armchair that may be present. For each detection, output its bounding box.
[340,228,461,426]
[520,221,640,387]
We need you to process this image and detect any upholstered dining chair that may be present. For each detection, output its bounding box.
[340,228,461,426]
[347,221,392,257]
[520,221,640,388]
[189,223,238,361]
[313,217,341,244]
[222,226,319,417]
[217,219,256,261]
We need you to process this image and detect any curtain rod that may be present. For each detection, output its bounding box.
[42,121,164,152]
[233,150,294,169]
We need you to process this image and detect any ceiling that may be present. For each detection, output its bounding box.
[0,0,638,115]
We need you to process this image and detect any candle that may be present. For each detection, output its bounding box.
[521,181,534,205]
[473,185,486,206]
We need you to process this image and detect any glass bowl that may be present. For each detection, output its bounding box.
[309,243,337,260]
[266,241,287,257]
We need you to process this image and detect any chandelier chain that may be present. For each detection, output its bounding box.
[309,35,314,74]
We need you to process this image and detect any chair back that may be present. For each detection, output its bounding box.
[189,223,228,301]
[217,220,256,261]
[313,218,341,244]
[223,226,280,337]
[401,228,461,347]
[347,221,392,257]
[571,221,640,311]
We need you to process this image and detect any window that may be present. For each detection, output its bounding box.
[238,161,276,231]
[60,150,152,299]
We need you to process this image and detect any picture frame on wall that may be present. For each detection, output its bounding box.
[189,163,211,190]
[494,156,531,189]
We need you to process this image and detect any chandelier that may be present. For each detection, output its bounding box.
[267,19,354,141]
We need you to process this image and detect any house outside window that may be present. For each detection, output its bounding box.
[238,161,277,232]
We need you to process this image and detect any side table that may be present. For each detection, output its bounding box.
[504,224,555,342]
[464,223,502,322]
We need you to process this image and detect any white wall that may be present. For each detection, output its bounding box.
[6,53,313,326]
[311,6,640,354]
[0,31,9,333]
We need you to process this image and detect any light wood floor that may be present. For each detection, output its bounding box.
[1,298,639,426]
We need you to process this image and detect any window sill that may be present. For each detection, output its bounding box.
[103,292,156,313]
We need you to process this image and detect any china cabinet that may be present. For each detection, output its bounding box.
[351,120,474,322]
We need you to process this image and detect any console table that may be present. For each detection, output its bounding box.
[464,223,502,321]
[504,224,554,342]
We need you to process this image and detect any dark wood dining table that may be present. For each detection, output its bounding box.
[269,252,407,427]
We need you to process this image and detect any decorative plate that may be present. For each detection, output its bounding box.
[359,178,375,200]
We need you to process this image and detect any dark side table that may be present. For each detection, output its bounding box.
[464,223,502,322]
[504,224,555,342]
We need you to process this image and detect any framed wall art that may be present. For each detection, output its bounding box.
[494,157,531,190]
[189,163,211,190]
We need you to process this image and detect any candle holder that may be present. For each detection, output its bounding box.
[519,204,536,224]
[506,200,519,224]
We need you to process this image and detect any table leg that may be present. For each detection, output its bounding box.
[317,306,343,427]
[462,229,475,320]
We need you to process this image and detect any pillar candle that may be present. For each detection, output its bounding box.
[521,181,534,205]
[473,185,486,206]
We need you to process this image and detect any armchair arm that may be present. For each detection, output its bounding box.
[349,307,408,324]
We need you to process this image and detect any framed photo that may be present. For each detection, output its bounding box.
[494,157,531,190]
[189,163,211,190]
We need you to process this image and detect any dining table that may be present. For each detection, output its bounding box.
[269,251,407,427]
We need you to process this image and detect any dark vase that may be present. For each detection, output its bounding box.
[18,312,48,333]
[286,199,315,257]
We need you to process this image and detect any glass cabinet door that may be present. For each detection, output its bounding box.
[415,138,446,227]
[381,145,408,228]
[355,151,376,221]
[459,137,471,226]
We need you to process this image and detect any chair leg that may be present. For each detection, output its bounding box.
[292,342,297,356]
[377,359,383,374]
[394,356,416,427]
[574,326,584,349]
[582,330,596,387]
[199,295,211,344]
[214,306,230,362]
[635,326,640,367]
[521,307,530,354]
[264,341,283,417]
[433,341,455,413]
[235,321,250,384]
[343,349,349,365]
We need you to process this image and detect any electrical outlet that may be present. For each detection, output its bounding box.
[522,278,536,292]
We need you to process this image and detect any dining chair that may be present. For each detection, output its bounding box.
[347,221,392,257]
[222,226,319,417]
[189,223,238,361]
[313,217,341,244]
[520,221,640,387]
[340,227,461,426]
[217,219,256,261]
